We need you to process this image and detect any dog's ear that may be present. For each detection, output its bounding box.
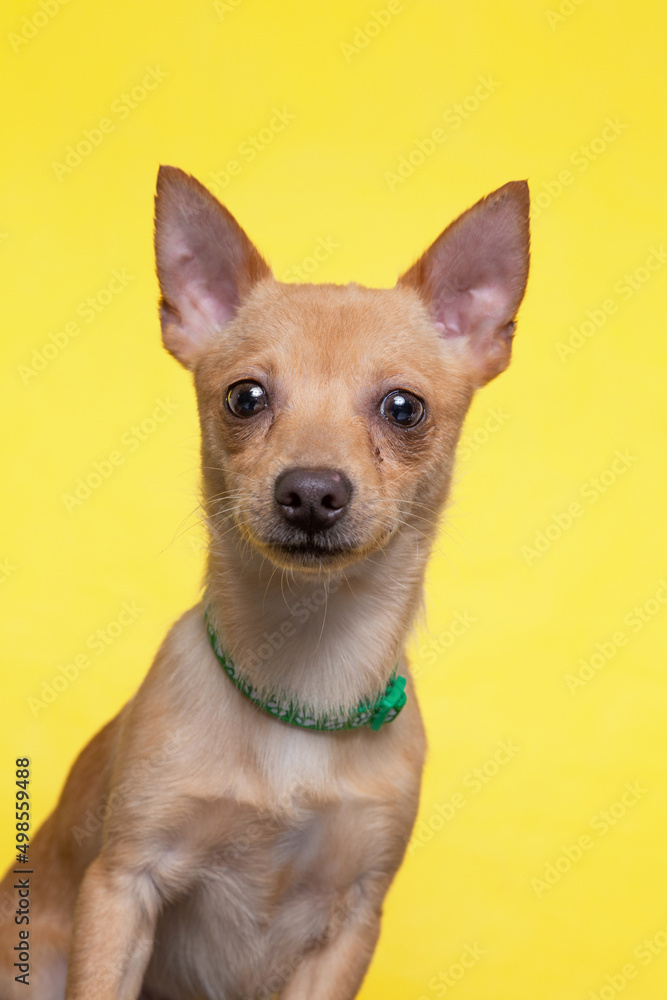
[154,165,271,369]
[398,181,530,386]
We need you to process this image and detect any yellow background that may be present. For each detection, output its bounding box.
[2,1,666,997]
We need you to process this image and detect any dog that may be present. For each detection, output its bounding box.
[0,167,529,999]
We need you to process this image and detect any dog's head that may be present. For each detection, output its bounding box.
[154,167,529,573]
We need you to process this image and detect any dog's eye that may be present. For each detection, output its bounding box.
[380,390,425,428]
[226,381,268,418]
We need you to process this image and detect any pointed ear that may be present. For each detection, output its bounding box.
[398,181,530,386]
[153,165,271,369]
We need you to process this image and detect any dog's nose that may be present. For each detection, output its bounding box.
[274,468,352,532]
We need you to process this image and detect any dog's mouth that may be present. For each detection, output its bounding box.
[264,534,360,569]
[218,496,400,572]
[242,520,394,572]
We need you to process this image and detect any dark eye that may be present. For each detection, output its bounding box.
[226,381,268,418]
[380,390,425,427]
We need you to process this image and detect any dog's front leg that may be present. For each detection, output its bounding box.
[280,910,381,1000]
[65,855,159,1000]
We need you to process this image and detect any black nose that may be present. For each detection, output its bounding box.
[274,468,352,533]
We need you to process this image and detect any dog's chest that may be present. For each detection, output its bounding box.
[196,774,392,913]
[147,785,395,999]
[141,675,422,998]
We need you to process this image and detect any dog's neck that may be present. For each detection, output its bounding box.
[204,526,432,714]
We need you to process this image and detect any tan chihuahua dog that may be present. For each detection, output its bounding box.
[0,168,529,1000]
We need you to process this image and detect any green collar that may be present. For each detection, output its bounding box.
[204,608,407,732]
